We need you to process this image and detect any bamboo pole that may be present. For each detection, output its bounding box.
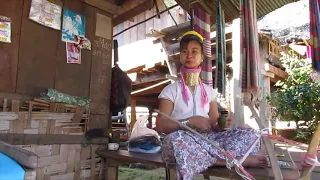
[301,124,320,180]
[244,93,283,180]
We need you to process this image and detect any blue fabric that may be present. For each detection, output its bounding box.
[128,146,161,154]
[129,140,161,153]
[0,153,25,180]
[137,141,156,150]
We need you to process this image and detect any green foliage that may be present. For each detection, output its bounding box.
[266,51,320,142]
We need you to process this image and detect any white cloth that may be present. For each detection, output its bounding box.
[158,80,218,120]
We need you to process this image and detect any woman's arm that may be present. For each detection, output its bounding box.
[155,99,180,134]
[208,100,221,132]
[156,99,219,134]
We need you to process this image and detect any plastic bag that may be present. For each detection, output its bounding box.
[128,115,161,153]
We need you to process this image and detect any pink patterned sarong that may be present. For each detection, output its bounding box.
[161,127,260,180]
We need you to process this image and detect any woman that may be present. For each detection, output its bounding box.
[156,31,268,180]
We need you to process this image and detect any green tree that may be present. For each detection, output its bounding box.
[266,51,320,142]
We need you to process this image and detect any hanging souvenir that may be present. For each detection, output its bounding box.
[62,9,86,43]
[0,16,11,43]
[29,0,62,30]
[66,42,81,64]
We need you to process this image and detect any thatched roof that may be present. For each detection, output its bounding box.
[257,0,309,44]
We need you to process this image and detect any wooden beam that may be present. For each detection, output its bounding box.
[131,79,170,95]
[82,0,124,15]
[149,21,191,41]
[0,134,109,145]
[131,96,158,103]
[0,141,37,169]
[132,85,165,96]
[0,92,32,108]
[113,0,153,27]
[264,63,288,79]
[125,65,145,74]
[0,111,76,121]
[261,69,275,78]
[134,73,169,85]
[0,112,18,121]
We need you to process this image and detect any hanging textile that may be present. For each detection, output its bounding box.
[240,0,260,92]
[215,1,226,95]
[192,8,213,87]
[309,0,320,71]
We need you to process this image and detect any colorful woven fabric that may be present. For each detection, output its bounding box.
[192,8,213,87]
[215,1,226,95]
[309,0,320,71]
[240,0,260,92]
[41,88,89,110]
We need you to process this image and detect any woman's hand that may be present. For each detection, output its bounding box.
[225,114,234,128]
[188,116,212,132]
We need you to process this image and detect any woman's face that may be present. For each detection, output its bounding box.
[180,40,203,69]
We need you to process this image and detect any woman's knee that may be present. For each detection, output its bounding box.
[163,130,184,144]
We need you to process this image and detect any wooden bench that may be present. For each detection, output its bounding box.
[96,148,320,180]
[96,150,276,180]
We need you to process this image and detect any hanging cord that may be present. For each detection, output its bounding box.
[286,143,301,178]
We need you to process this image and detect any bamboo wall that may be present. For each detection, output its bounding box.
[0,98,103,180]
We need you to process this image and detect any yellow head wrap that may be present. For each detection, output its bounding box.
[179,30,204,43]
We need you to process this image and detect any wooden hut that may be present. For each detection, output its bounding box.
[0,0,155,179]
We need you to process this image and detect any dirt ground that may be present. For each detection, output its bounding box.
[118,166,229,180]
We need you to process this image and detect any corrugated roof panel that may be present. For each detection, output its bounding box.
[228,0,298,18]
[176,0,298,23]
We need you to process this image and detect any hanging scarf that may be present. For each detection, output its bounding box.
[215,0,226,96]
[309,0,320,71]
[192,8,213,87]
[180,66,208,108]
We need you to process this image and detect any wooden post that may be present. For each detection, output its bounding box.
[2,98,7,111]
[259,39,272,131]
[165,168,176,180]
[130,98,136,132]
[89,10,113,180]
[89,11,113,130]
[105,159,118,180]
[230,18,244,127]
